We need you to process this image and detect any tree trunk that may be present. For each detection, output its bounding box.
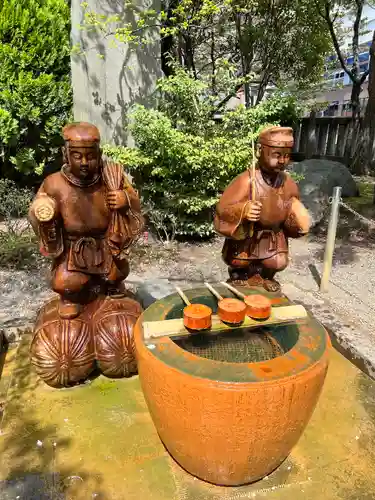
[210,30,216,94]
[345,82,363,172]
[183,32,197,78]
[235,11,254,108]
[244,82,251,108]
[350,81,362,122]
[350,30,375,177]
[365,30,375,177]
[160,0,179,76]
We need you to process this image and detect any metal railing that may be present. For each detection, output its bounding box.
[320,186,375,292]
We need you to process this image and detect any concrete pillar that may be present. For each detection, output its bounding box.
[71,0,161,146]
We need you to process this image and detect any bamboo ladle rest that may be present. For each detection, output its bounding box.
[143,291,308,343]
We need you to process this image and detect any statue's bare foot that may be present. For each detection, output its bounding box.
[263,279,281,293]
[58,299,82,319]
[246,274,264,288]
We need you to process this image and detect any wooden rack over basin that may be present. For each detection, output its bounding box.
[143,304,308,342]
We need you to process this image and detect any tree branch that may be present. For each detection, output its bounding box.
[207,29,216,93]
[360,68,370,84]
[213,81,244,113]
[318,1,353,81]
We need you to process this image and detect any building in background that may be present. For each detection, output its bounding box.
[315,3,375,116]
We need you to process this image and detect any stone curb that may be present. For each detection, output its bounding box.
[281,283,375,381]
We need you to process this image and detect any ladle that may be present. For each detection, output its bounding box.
[175,286,212,331]
[204,283,247,324]
[221,282,272,320]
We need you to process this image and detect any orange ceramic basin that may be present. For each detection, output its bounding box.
[134,286,330,486]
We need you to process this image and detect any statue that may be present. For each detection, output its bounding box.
[28,122,145,387]
[214,126,311,293]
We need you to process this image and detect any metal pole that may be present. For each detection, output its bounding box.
[320,186,342,293]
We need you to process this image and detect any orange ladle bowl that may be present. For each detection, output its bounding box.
[175,287,213,331]
[221,282,272,320]
[204,283,247,325]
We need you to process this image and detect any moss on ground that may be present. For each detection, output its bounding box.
[346,181,374,212]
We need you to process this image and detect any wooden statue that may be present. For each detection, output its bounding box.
[28,122,145,387]
[214,126,311,293]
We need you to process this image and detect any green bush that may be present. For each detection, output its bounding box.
[0,232,43,270]
[0,0,72,177]
[0,179,33,219]
[0,178,34,238]
[105,71,303,239]
[0,178,43,269]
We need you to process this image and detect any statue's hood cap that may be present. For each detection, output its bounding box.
[63,122,100,146]
[258,126,294,147]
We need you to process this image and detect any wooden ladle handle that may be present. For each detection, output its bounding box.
[204,282,223,301]
[220,281,246,299]
[175,287,191,306]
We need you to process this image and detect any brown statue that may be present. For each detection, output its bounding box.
[214,126,311,293]
[28,122,145,387]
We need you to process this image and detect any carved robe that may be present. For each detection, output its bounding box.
[214,168,304,268]
[29,165,143,277]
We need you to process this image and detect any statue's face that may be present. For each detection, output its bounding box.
[66,144,100,180]
[259,145,292,175]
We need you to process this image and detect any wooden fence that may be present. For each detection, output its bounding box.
[293,115,357,164]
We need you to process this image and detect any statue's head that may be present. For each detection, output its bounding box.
[257,126,294,176]
[63,122,101,182]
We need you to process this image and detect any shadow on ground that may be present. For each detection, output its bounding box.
[311,208,375,265]
[0,336,106,499]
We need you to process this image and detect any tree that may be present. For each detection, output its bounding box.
[80,0,332,107]
[160,0,332,106]
[314,0,370,121]
[104,70,304,238]
[314,0,375,175]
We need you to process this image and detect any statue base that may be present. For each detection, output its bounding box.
[30,294,143,388]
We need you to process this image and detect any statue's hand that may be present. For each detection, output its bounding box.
[107,190,127,210]
[289,197,311,235]
[244,201,262,222]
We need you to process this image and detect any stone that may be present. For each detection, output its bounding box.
[70,0,162,145]
[135,279,175,309]
[290,159,359,226]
